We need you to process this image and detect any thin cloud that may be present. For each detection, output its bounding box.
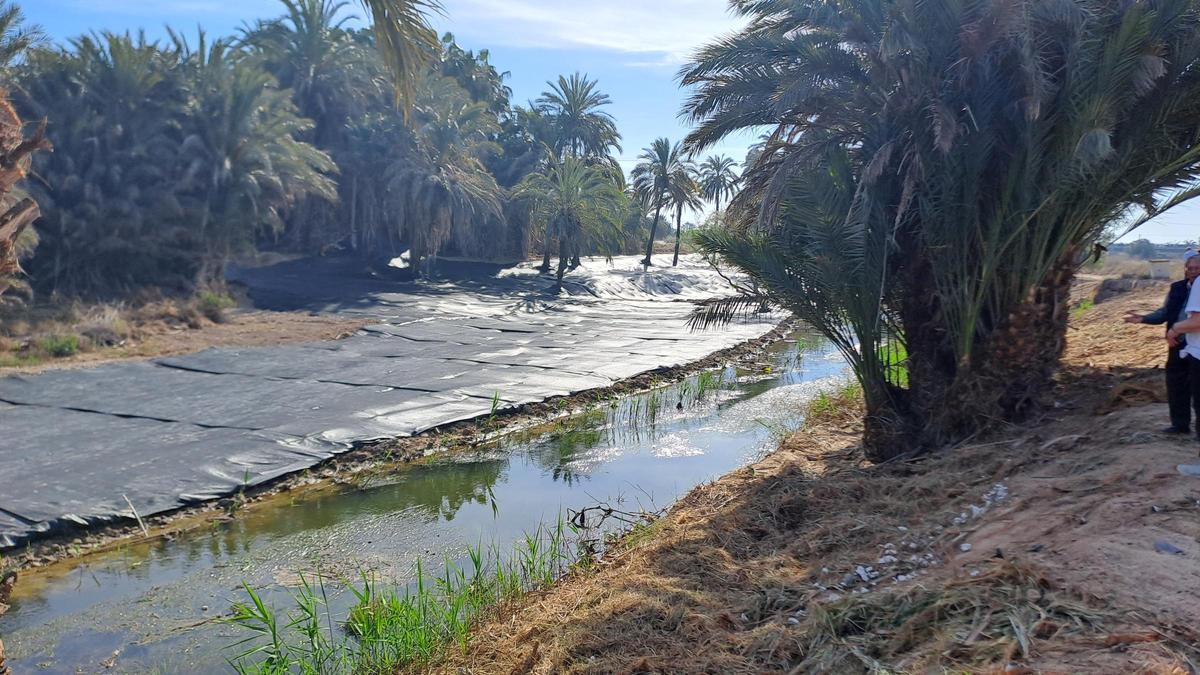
[65,0,284,19]
[442,0,744,66]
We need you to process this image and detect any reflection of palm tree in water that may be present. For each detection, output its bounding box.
[398,460,506,522]
[530,425,607,486]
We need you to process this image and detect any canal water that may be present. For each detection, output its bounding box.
[0,333,846,673]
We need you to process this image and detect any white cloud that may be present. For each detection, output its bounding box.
[440,0,744,66]
[68,0,285,19]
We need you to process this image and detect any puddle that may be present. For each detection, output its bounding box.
[0,332,846,673]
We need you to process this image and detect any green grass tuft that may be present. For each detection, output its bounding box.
[198,291,236,323]
[36,333,80,358]
[1070,299,1095,319]
[226,518,576,673]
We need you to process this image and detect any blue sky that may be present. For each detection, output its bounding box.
[20,0,1200,242]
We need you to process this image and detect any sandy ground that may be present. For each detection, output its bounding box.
[434,283,1200,674]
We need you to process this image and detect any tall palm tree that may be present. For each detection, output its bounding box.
[535,72,622,161]
[630,138,689,269]
[696,155,738,219]
[514,156,625,291]
[683,0,1200,460]
[239,0,385,252]
[387,76,503,277]
[177,35,338,274]
[667,166,702,266]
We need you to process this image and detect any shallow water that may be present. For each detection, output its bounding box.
[0,333,845,673]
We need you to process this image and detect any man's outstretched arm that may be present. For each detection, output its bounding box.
[1126,288,1173,324]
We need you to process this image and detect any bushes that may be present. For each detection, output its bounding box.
[34,333,78,358]
[197,291,235,323]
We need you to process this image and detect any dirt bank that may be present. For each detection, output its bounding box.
[437,284,1200,674]
[0,296,365,374]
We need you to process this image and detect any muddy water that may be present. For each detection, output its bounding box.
[0,334,845,673]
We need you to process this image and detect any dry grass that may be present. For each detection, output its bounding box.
[794,560,1109,672]
[0,290,364,373]
[1085,252,1153,278]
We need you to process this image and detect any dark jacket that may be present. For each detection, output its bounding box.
[1142,279,1191,329]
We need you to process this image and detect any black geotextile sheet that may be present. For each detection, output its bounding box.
[0,260,778,548]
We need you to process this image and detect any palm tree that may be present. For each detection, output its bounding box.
[177,35,338,275]
[696,155,738,221]
[0,1,45,302]
[240,0,385,252]
[683,0,1200,460]
[535,72,621,161]
[387,76,503,277]
[667,166,702,267]
[630,138,689,269]
[19,32,193,295]
[514,156,625,291]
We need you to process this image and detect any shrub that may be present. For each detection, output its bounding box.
[36,333,79,358]
[197,291,235,324]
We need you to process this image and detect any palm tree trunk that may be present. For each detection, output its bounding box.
[715,194,721,226]
[349,175,358,251]
[642,203,663,269]
[862,251,1074,462]
[538,227,553,273]
[672,203,684,267]
[555,238,569,292]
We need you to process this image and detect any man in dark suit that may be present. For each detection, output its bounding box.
[1126,254,1200,433]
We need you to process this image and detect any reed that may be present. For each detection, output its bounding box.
[226,518,574,673]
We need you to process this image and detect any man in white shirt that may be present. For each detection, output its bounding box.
[1127,254,1200,432]
[1165,272,1200,442]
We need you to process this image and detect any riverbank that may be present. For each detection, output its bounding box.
[434,283,1200,673]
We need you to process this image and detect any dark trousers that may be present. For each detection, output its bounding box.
[1180,349,1200,432]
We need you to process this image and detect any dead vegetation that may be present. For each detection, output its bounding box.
[1083,252,1154,280]
[435,283,1200,674]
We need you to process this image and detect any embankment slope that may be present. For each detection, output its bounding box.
[437,282,1200,674]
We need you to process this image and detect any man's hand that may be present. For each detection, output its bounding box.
[1168,327,1182,348]
[1124,311,1145,324]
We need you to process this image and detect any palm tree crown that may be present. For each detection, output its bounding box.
[514,155,625,290]
[535,72,622,161]
[696,155,738,216]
